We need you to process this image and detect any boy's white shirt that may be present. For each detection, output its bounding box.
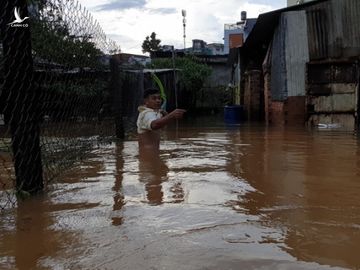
[137,106,162,134]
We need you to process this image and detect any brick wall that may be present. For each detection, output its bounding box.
[251,69,306,126]
[267,97,306,126]
[286,96,306,125]
[264,72,271,124]
[244,70,264,121]
[270,101,285,126]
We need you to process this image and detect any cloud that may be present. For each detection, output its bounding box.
[107,33,142,51]
[95,0,146,11]
[108,33,135,41]
[78,0,287,54]
[148,8,177,15]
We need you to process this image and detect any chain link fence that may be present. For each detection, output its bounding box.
[0,0,121,210]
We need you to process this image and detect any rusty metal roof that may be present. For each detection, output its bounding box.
[243,0,329,52]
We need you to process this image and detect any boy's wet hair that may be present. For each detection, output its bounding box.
[143,88,160,99]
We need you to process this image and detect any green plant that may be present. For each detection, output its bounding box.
[148,56,212,108]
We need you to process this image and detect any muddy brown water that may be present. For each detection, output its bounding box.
[1,117,360,269]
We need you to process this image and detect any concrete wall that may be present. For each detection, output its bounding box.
[204,64,232,87]
[306,62,358,130]
[199,63,232,109]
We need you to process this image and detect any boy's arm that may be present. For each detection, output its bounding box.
[151,109,186,130]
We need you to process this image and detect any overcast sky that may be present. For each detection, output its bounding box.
[77,0,286,55]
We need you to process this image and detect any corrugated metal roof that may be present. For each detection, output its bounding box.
[241,0,360,61]
[243,0,328,51]
[238,0,328,69]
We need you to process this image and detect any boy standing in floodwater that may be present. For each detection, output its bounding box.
[137,88,186,154]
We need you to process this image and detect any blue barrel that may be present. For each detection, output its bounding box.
[224,105,244,124]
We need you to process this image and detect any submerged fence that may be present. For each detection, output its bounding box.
[0,0,121,210]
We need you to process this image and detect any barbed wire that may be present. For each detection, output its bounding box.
[0,0,121,210]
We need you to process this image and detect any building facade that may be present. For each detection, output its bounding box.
[232,0,360,129]
[223,12,256,54]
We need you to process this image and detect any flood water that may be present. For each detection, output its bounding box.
[1,117,360,270]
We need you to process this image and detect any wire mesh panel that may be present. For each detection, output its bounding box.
[0,0,121,210]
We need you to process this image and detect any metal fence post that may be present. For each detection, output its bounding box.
[357,61,360,130]
[110,56,124,139]
[1,0,43,193]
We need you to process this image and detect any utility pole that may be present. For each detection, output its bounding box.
[171,46,178,109]
[182,9,186,50]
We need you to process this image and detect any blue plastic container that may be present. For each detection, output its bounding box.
[224,105,245,124]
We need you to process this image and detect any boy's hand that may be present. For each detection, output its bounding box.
[169,109,186,119]
[160,109,168,116]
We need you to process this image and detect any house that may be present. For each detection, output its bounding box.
[191,40,226,56]
[223,12,257,106]
[176,40,224,56]
[192,39,209,54]
[113,53,150,68]
[230,0,360,129]
[207,43,225,55]
[223,11,257,54]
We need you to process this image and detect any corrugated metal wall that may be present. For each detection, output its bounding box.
[306,0,360,60]
[270,11,309,100]
[340,0,360,57]
[285,11,309,97]
[265,0,360,128]
[306,3,330,60]
[270,14,287,101]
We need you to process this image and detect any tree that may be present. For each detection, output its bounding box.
[148,56,212,108]
[142,32,161,54]
[29,0,105,69]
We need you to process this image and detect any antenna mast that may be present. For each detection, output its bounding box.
[182,9,186,50]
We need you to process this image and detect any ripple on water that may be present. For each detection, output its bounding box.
[1,123,360,270]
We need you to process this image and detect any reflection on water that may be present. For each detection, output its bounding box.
[1,117,360,269]
[112,143,125,226]
[0,195,84,270]
[138,147,168,206]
